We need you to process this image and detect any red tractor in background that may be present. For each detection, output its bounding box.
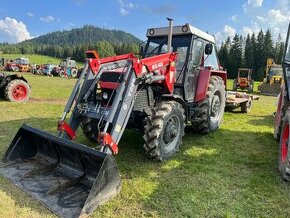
[274,23,290,181]
[0,19,227,218]
[0,73,31,102]
[233,68,254,92]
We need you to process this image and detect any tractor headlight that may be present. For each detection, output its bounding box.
[102,92,109,100]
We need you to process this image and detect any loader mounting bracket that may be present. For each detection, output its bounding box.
[58,121,76,140]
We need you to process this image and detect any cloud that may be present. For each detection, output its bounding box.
[143,4,176,14]
[40,15,55,22]
[27,12,34,17]
[215,25,236,45]
[243,0,264,12]
[230,15,238,22]
[68,22,75,26]
[0,17,32,43]
[118,0,135,16]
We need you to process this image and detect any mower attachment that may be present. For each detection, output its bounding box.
[0,124,121,218]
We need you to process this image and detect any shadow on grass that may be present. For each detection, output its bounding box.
[0,117,288,217]
[247,114,275,128]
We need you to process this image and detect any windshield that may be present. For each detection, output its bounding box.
[269,67,283,76]
[144,35,192,70]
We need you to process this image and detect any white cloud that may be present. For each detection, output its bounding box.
[27,12,34,17]
[40,15,55,22]
[68,22,75,26]
[0,17,32,43]
[231,15,238,22]
[118,0,134,16]
[243,0,264,12]
[215,25,236,45]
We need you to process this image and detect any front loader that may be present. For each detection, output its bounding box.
[0,20,227,217]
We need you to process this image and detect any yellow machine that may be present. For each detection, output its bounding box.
[259,58,283,95]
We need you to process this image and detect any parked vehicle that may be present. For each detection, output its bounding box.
[0,20,227,217]
[233,68,254,92]
[51,57,78,77]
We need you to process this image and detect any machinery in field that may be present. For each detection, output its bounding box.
[52,57,78,77]
[0,20,227,217]
[274,23,290,181]
[259,58,283,95]
[6,58,31,72]
[0,73,31,102]
[232,68,254,92]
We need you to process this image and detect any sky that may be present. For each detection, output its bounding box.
[0,0,289,45]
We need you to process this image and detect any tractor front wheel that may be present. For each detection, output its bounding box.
[143,101,185,161]
[5,79,30,102]
[191,76,225,133]
[279,110,290,181]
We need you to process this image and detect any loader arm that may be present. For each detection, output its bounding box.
[60,50,177,154]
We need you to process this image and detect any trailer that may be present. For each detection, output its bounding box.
[226,91,259,113]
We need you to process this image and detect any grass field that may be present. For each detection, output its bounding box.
[0,73,289,218]
[1,54,83,67]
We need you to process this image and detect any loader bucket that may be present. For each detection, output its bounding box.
[0,124,121,218]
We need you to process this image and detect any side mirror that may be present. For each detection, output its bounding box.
[205,43,213,55]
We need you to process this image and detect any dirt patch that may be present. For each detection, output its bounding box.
[29,98,67,104]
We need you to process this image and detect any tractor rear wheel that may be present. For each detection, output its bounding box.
[143,101,185,161]
[5,79,30,102]
[278,110,290,181]
[71,68,78,78]
[80,117,99,142]
[191,76,225,133]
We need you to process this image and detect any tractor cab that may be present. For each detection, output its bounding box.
[142,23,221,101]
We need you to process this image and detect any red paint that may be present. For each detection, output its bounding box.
[275,89,284,132]
[12,84,27,101]
[99,82,120,89]
[195,69,211,102]
[58,121,76,140]
[100,133,118,154]
[281,123,289,163]
[86,50,178,94]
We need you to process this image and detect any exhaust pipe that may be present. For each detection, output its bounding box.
[167,17,173,53]
[0,124,121,218]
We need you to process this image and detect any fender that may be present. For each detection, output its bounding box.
[195,69,227,102]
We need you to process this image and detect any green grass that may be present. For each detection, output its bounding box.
[1,54,83,67]
[0,75,289,217]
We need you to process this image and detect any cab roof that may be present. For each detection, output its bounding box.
[146,23,215,44]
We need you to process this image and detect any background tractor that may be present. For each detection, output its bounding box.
[51,57,78,77]
[259,58,283,95]
[0,73,31,102]
[6,58,31,72]
[274,23,290,181]
[0,20,226,218]
[232,68,254,92]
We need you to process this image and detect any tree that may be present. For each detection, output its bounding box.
[228,34,243,79]
[244,34,254,69]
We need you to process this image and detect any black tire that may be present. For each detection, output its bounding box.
[5,79,30,102]
[59,70,66,77]
[71,68,78,78]
[80,117,99,142]
[278,110,290,181]
[143,101,185,161]
[191,76,225,133]
[241,99,252,113]
[233,79,237,91]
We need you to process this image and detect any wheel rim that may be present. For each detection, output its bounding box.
[12,84,27,101]
[210,92,221,123]
[162,115,180,151]
[281,123,289,163]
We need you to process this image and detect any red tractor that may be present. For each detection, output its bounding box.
[274,23,290,181]
[233,68,254,92]
[0,20,226,217]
